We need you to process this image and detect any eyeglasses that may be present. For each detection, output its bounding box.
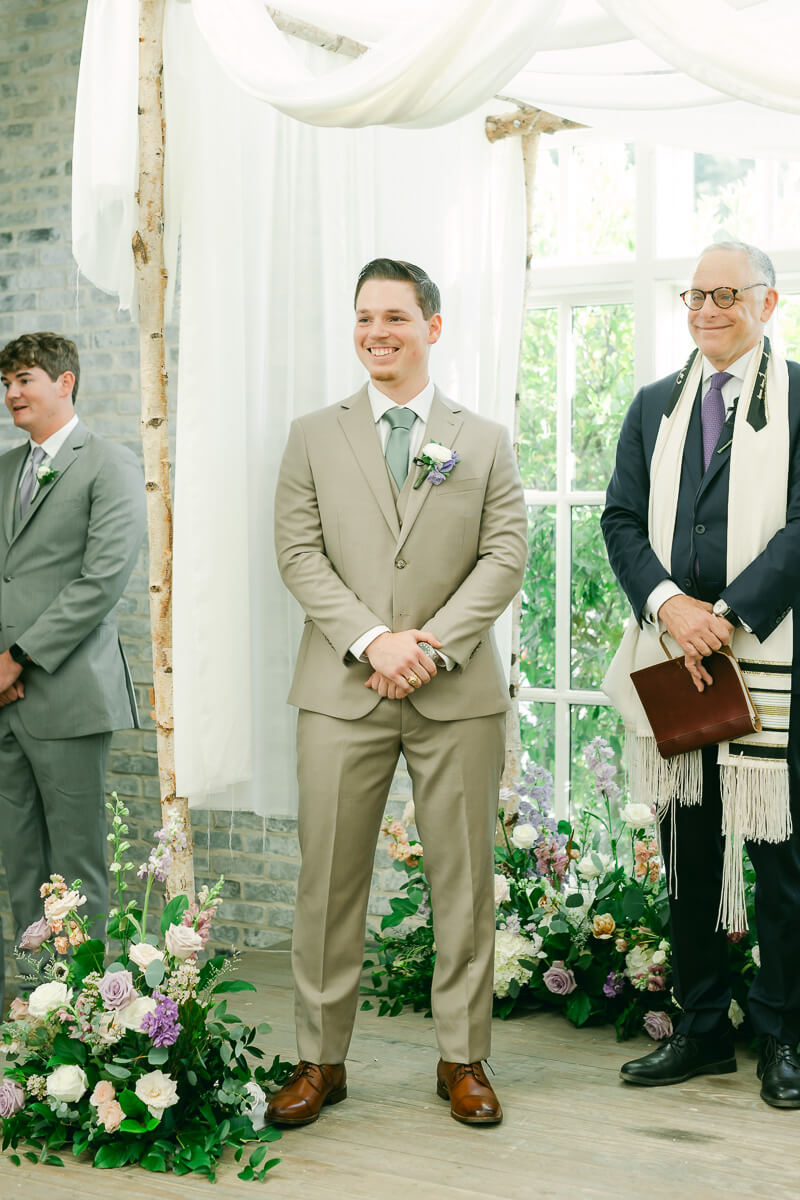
[680,283,768,310]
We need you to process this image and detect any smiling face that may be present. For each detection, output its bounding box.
[1,364,75,443]
[354,278,442,402]
[687,248,778,370]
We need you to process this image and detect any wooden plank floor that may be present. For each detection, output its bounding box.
[1,947,799,1199]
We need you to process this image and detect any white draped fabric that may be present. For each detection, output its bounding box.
[72,0,800,815]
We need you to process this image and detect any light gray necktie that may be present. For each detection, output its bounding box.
[19,444,46,519]
[383,407,416,490]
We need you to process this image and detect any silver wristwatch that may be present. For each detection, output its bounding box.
[418,640,444,666]
[712,600,731,619]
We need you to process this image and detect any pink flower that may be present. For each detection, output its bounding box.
[98,1099,124,1132]
[644,1011,673,1040]
[0,1080,25,1117]
[98,970,137,1010]
[542,961,577,996]
[90,1081,116,1108]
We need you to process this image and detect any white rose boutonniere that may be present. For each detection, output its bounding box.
[36,465,59,488]
[412,441,459,489]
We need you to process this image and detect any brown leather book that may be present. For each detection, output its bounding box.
[631,641,761,759]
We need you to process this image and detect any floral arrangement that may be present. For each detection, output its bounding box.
[363,740,758,1042]
[412,441,459,488]
[0,796,290,1181]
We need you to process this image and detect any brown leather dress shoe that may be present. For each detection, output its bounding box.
[436,1060,503,1125]
[266,1061,347,1126]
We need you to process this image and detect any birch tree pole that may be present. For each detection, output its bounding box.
[133,0,194,899]
[485,106,582,789]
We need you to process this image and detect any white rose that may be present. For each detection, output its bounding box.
[420,441,452,466]
[576,852,611,879]
[620,803,656,829]
[243,1081,267,1131]
[46,1064,88,1104]
[651,949,667,965]
[28,980,73,1018]
[511,823,537,850]
[115,995,157,1032]
[128,942,165,970]
[43,890,86,922]
[135,1070,179,1119]
[165,923,204,960]
[752,944,761,967]
[494,874,511,905]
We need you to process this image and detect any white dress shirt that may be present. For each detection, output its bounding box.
[644,346,757,628]
[19,412,79,502]
[349,379,452,669]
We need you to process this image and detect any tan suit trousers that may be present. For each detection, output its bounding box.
[293,699,504,1064]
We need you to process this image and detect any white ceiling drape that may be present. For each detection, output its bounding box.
[72,0,800,816]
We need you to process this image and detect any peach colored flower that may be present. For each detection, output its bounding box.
[98,1099,123,1132]
[90,1081,116,1108]
[54,936,69,955]
[50,918,64,935]
[592,913,616,939]
[8,997,29,1021]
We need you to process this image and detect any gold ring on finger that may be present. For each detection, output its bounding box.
[407,672,421,688]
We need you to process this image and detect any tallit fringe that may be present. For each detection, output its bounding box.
[626,731,703,810]
[716,762,792,932]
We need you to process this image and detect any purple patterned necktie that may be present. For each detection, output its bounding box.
[701,371,731,471]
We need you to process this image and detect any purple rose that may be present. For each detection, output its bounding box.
[644,1011,673,1041]
[0,1079,25,1118]
[98,969,137,1010]
[18,918,52,952]
[542,961,577,996]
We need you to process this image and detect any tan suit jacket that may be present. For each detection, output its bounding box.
[274,385,528,719]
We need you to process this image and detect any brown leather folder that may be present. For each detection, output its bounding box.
[630,637,761,759]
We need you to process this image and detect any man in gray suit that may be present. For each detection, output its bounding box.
[270,260,527,1127]
[0,332,146,1009]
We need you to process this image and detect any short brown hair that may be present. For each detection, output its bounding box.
[354,258,441,320]
[0,331,80,403]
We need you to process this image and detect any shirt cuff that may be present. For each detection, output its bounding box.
[644,581,683,627]
[350,625,390,662]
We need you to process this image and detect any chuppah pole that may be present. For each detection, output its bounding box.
[134,0,194,900]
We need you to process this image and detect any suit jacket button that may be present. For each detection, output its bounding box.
[2,576,10,583]
[682,577,693,589]
[395,558,407,569]
[694,524,705,534]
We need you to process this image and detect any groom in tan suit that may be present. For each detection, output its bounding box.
[270,259,527,1127]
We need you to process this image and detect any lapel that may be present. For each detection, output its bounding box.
[395,389,463,555]
[11,419,89,543]
[1,444,30,546]
[338,386,401,540]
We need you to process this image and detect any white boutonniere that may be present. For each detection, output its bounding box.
[412,441,459,490]
[36,464,59,488]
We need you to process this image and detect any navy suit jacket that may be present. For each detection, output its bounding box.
[601,356,800,690]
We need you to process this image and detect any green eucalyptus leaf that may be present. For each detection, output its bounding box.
[145,959,166,988]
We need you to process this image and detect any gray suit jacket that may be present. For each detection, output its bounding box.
[0,419,146,738]
[274,386,528,722]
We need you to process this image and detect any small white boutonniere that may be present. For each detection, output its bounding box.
[36,464,59,488]
[412,441,459,490]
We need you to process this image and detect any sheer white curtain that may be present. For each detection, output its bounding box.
[163,7,525,814]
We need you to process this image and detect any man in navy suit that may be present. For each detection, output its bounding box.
[602,241,800,1107]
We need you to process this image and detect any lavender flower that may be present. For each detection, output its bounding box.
[0,1080,25,1117]
[644,1011,673,1041]
[18,917,52,951]
[542,961,577,996]
[98,969,137,1010]
[141,991,181,1048]
[138,815,188,882]
[603,970,625,998]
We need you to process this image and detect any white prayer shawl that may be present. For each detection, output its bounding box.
[604,339,792,931]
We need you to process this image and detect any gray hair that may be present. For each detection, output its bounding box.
[698,239,776,288]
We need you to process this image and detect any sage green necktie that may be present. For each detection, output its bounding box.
[383,406,416,489]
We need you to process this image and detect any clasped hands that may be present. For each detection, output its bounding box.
[0,649,24,708]
[363,629,443,700]
[657,595,734,693]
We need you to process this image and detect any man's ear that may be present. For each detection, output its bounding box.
[58,371,76,399]
[427,314,442,345]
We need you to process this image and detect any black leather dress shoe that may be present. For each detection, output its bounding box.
[620,1031,736,1086]
[758,1037,800,1108]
